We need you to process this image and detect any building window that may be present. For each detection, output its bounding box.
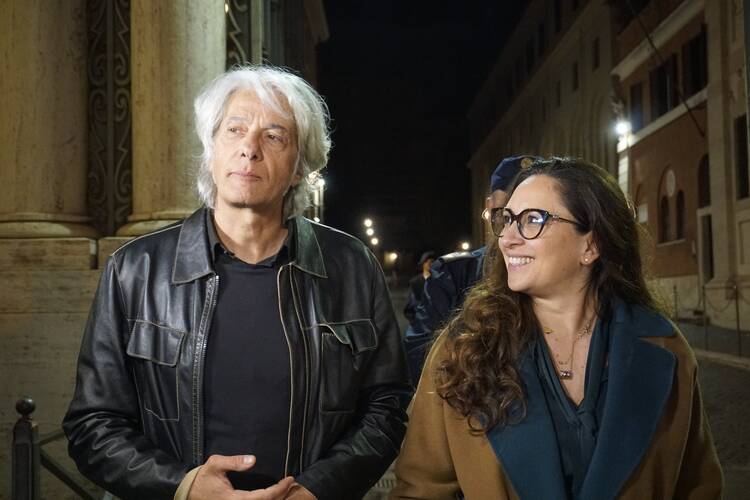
[592,37,600,70]
[736,114,749,199]
[572,62,579,91]
[515,58,523,87]
[556,81,561,107]
[675,191,685,239]
[554,0,562,33]
[526,39,535,73]
[650,54,678,119]
[630,82,644,132]
[538,23,546,56]
[659,196,670,242]
[698,155,711,208]
[682,24,708,98]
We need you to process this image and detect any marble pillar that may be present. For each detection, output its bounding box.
[119,0,225,236]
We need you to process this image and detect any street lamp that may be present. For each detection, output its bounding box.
[363,218,373,228]
[615,120,632,136]
[460,241,470,251]
[370,237,379,246]
[366,228,374,236]
[387,252,398,263]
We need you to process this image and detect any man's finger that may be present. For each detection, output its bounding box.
[239,476,296,499]
[204,454,256,473]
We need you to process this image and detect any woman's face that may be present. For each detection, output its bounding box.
[499,174,598,301]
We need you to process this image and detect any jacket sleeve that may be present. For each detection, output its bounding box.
[295,251,413,500]
[673,366,724,498]
[390,334,461,500]
[403,260,460,384]
[62,256,190,500]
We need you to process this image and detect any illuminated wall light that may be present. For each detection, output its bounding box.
[366,228,374,236]
[370,237,379,246]
[615,120,631,136]
[460,241,470,251]
[363,218,373,228]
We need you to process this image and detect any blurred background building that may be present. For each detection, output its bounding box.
[467,0,749,333]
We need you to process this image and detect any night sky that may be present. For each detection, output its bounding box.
[318,1,527,268]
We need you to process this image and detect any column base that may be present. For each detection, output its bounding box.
[0,221,99,239]
[117,209,194,236]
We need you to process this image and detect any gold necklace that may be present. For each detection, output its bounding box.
[545,317,595,380]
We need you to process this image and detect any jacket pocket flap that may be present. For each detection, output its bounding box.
[126,321,186,367]
[324,319,377,354]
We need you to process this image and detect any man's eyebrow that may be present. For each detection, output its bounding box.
[223,117,289,132]
[265,123,290,132]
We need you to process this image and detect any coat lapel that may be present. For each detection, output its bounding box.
[486,353,567,499]
[579,301,676,500]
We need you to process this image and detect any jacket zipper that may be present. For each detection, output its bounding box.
[278,264,296,476]
[192,274,219,464]
[289,267,311,472]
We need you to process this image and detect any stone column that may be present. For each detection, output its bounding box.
[0,0,96,238]
[119,0,225,236]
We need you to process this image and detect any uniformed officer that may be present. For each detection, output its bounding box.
[403,155,540,384]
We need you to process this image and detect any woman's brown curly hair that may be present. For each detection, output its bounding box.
[435,158,659,432]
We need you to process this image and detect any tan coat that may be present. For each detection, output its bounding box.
[390,303,723,499]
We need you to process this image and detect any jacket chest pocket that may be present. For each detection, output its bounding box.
[319,319,378,413]
[126,320,186,422]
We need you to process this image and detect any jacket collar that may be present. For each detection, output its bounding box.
[172,208,327,284]
[486,299,676,500]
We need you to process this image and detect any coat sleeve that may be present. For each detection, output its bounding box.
[390,334,462,500]
[294,250,413,500]
[62,256,190,500]
[673,366,724,498]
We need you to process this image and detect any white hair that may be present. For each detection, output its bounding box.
[194,65,331,218]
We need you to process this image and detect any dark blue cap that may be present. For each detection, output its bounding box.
[490,155,542,192]
[418,251,437,267]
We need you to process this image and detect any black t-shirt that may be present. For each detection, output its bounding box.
[203,216,292,490]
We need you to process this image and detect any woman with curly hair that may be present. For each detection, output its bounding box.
[390,158,722,499]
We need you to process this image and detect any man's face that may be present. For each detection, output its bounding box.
[484,189,509,244]
[210,90,300,213]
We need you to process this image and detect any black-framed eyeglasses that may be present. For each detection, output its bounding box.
[491,207,582,239]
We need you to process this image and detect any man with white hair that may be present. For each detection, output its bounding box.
[64,66,411,500]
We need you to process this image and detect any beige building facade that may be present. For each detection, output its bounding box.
[0,1,328,497]
[467,0,617,244]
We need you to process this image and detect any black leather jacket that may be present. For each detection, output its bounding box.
[63,208,412,500]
